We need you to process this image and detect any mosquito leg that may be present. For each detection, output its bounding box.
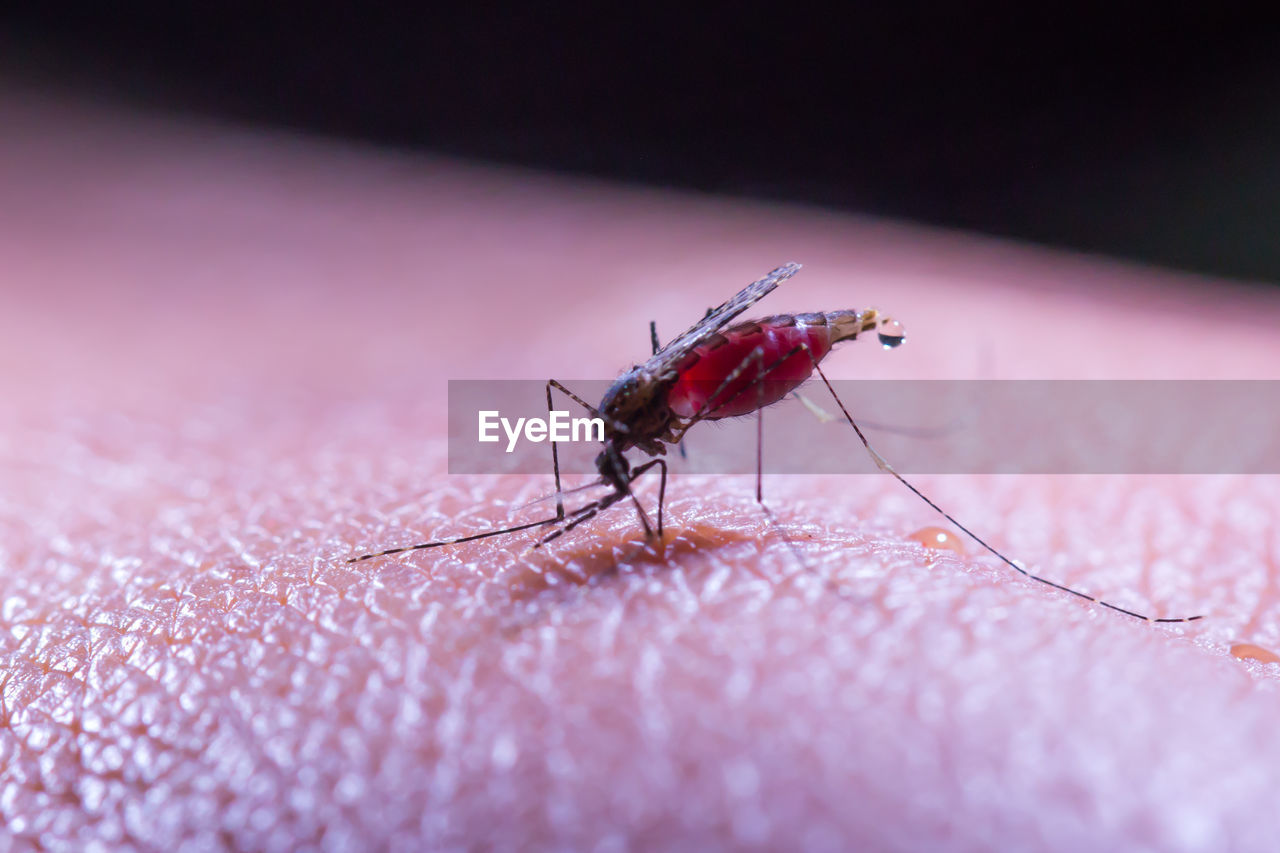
[749,401,825,589]
[745,364,821,585]
[629,458,668,538]
[807,361,1205,624]
[793,389,961,438]
[546,378,622,521]
[792,391,835,422]
[607,443,655,539]
[350,379,603,561]
[547,378,599,418]
[756,407,764,503]
[536,507,602,547]
[532,497,610,548]
[545,381,567,521]
[549,379,632,436]
[655,459,667,536]
[536,457,667,550]
[347,514,569,563]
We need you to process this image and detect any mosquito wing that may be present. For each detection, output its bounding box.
[644,262,802,377]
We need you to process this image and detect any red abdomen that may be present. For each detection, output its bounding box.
[666,318,835,419]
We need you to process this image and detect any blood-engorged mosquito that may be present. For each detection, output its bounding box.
[349,263,1203,624]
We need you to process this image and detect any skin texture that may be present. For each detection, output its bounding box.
[3,87,1280,852]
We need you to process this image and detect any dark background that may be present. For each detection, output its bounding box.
[4,6,1278,283]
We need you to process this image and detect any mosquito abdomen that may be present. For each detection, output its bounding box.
[665,310,883,419]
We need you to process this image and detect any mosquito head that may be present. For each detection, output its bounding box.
[594,445,632,491]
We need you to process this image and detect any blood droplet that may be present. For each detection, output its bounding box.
[877,318,906,349]
[1230,643,1280,665]
[906,526,964,554]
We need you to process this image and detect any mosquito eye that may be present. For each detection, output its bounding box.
[877,318,906,349]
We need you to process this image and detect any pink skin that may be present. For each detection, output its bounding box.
[3,87,1280,850]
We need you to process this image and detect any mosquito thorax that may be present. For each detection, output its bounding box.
[597,367,674,442]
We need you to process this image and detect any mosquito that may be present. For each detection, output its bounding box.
[349,263,1203,624]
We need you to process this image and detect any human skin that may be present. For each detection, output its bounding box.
[3,88,1280,852]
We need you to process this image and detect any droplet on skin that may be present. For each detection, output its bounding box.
[878,318,906,349]
[906,526,964,554]
[1230,643,1280,665]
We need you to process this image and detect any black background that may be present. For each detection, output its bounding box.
[4,5,1278,283]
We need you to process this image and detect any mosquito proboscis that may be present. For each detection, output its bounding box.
[349,263,1203,624]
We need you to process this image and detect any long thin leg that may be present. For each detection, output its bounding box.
[746,361,820,581]
[353,378,606,564]
[534,459,667,549]
[548,378,601,418]
[791,391,834,422]
[532,496,613,548]
[347,515,569,563]
[631,458,668,537]
[607,442,656,539]
[546,381,567,521]
[808,361,1204,624]
[756,407,764,503]
[536,505,605,548]
[549,378,633,436]
[546,378,612,521]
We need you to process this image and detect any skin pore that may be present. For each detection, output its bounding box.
[3,88,1280,850]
